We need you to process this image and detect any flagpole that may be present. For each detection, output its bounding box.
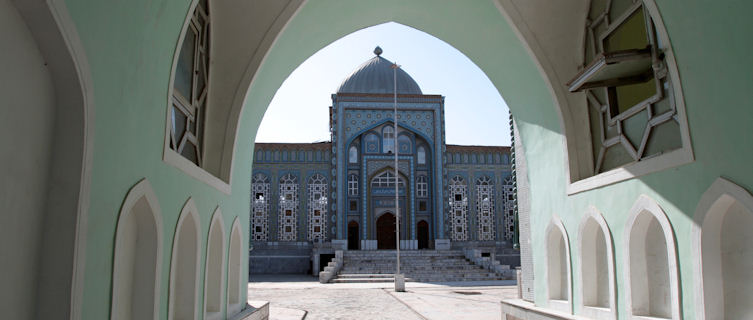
[391,61,404,292]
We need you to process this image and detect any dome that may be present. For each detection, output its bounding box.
[336,47,422,94]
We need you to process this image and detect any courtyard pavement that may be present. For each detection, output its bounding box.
[247,274,517,320]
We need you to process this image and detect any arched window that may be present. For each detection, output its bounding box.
[348,145,358,163]
[278,174,298,241]
[307,174,327,241]
[502,176,516,240]
[348,174,358,196]
[382,125,395,153]
[579,0,686,173]
[250,173,269,241]
[416,176,428,198]
[476,176,495,241]
[449,176,468,241]
[417,146,426,164]
[169,0,210,166]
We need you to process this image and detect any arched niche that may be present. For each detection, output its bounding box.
[169,199,201,320]
[576,207,615,320]
[111,179,163,320]
[2,1,94,318]
[226,217,244,316]
[623,195,680,320]
[692,178,753,319]
[545,215,572,314]
[203,208,226,320]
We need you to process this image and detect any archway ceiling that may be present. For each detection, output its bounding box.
[224,0,590,187]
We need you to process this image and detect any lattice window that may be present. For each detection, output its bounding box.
[416,175,428,198]
[278,174,298,241]
[382,125,395,153]
[169,0,210,165]
[449,176,468,241]
[579,0,683,173]
[307,174,327,241]
[250,173,270,241]
[348,174,358,196]
[502,176,516,241]
[476,176,495,241]
[371,171,405,188]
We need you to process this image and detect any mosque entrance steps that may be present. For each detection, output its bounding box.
[331,250,510,283]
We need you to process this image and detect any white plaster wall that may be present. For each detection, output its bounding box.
[0,1,55,318]
[720,201,753,319]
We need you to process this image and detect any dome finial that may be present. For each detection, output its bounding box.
[374,46,383,56]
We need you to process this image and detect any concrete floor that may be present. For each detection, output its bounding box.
[247,274,517,320]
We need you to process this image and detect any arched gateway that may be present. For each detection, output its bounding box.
[250,48,516,258]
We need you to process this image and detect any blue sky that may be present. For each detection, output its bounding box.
[255,22,511,146]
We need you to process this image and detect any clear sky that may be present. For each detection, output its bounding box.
[255,22,511,146]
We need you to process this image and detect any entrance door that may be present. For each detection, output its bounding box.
[376,212,396,249]
[347,221,359,250]
[417,220,429,249]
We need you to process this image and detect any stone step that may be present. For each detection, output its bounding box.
[333,249,507,283]
[336,273,394,278]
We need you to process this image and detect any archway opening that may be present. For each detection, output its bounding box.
[347,221,360,250]
[628,212,671,318]
[111,196,159,320]
[580,218,609,309]
[417,220,429,249]
[700,196,753,319]
[376,213,396,250]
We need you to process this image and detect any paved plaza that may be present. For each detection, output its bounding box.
[247,275,517,320]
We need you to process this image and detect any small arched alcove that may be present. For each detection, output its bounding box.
[624,195,680,320]
[692,178,753,319]
[203,208,226,320]
[545,215,571,313]
[111,179,162,320]
[226,217,244,316]
[576,207,615,319]
[169,199,201,320]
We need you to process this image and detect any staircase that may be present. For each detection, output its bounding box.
[331,250,509,283]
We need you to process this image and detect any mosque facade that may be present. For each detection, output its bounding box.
[249,48,519,273]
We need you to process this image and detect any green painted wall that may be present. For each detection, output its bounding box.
[61,0,753,318]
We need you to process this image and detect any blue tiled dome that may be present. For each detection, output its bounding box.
[336,47,422,94]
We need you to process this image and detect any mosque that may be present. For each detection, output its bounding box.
[4,0,753,319]
[249,47,519,273]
